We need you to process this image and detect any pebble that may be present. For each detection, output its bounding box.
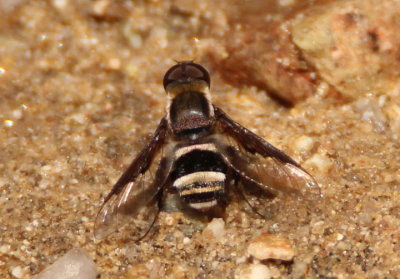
[305,153,333,173]
[11,266,25,278]
[336,233,344,241]
[31,248,97,279]
[12,109,23,119]
[91,0,110,16]
[290,255,313,278]
[202,218,225,240]
[127,264,150,278]
[52,0,68,10]
[164,214,176,226]
[4,120,13,127]
[237,263,271,279]
[247,233,295,261]
[293,135,314,153]
[0,245,10,253]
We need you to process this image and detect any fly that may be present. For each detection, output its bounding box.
[94,61,321,240]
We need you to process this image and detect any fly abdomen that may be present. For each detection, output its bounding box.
[174,172,225,210]
[172,148,227,211]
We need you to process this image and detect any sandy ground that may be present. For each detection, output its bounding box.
[1,1,400,278]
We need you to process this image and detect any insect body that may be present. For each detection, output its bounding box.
[94,61,321,240]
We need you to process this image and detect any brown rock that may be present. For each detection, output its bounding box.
[207,2,316,104]
[292,0,400,99]
[217,24,315,104]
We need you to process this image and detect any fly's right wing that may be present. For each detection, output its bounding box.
[94,117,174,240]
[213,106,321,202]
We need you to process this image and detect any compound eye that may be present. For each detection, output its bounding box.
[184,63,208,80]
[163,61,210,90]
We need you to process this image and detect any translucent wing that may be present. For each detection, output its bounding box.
[213,106,321,201]
[94,118,174,240]
[95,175,160,240]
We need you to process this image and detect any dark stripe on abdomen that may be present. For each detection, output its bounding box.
[172,149,227,211]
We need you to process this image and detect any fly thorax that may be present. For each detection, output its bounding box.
[168,91,213,137]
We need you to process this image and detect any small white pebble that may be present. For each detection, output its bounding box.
[126,33,143,49]
[316,81,329,96]
[31,248,97,279]
[291,256,313,278]
[12,110,23,119]
[183,237,190,245]
[39,180,50,189]
[211,261,219,269]
[41,165,52,173]
[250,264,271,279]
[268,266,281,278]
[107,58,121,70]
[305,153,333,173]
[165,215,175,226]
[53,0,68,9]
[0,245,10,253]
[11,266,24,278]
[236,256,247,264]
[293,135,314,153]
[69,113,86,124]
[336,233,344,241]
[4,120,13,127]
[238,264,271,279]
[92,0,110,16]
[203,218,225,240]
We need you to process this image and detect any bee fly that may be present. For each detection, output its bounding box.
[94,61,321,240]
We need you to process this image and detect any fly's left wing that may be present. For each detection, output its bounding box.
[94,117,174,240]
[213,106,321,201]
